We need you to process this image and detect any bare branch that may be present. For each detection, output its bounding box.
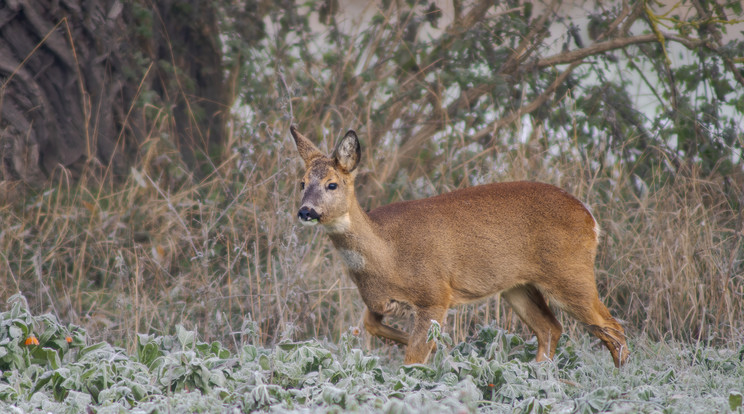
[452,0,496,32]
[500,0,559,75]
[593,0,632,43]
[534,33,704,69]
[533,28,744,89]
[472,61,583,143]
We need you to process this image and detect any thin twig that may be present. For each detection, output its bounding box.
[145,173,200,257]
[279,70,294,122]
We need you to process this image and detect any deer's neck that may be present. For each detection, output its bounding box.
[324,200,388,274]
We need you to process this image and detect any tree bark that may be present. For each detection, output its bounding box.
[0,0,228,193]
[0,0,142,188]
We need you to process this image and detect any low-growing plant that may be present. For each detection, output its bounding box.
[1,295,742,412]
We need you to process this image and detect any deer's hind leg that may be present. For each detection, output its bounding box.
[543,271,629,368]
[568,296,629,367]
[502,284,563,362]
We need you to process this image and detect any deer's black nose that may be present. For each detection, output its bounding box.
[298,206,321,222]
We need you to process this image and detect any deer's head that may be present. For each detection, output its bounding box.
[290,126,361,232]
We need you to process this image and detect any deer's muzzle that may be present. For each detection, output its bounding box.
[298,206,321,225]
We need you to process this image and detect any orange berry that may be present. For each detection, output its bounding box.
[65,336,73,343]
[25,336,39,346]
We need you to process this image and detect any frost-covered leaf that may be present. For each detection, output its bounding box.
[730,391,743,411]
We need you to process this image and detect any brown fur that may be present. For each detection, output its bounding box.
[290,126,629,367]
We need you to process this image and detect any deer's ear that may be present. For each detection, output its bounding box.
[333,130,361,173]
[290,126,323,166]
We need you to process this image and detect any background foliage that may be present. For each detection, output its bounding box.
[0,0,742,381]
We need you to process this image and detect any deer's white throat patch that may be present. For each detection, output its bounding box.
[337,249,365,272]
[323,213,351,234]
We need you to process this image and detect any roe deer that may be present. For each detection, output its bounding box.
[290,126,629,367]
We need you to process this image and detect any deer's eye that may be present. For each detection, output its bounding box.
[327,183,338,190]
[300,182,305,190]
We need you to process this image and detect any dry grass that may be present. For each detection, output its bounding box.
[1,113,741,357]
[597,166,744,345]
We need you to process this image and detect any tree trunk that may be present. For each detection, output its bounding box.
[0,0,227,195]
[148,0,227,168]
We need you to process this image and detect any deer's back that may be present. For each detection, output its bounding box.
[367,181,599,304]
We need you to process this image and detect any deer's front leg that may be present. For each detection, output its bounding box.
[404,307,448,365]
[363,308,409,345]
